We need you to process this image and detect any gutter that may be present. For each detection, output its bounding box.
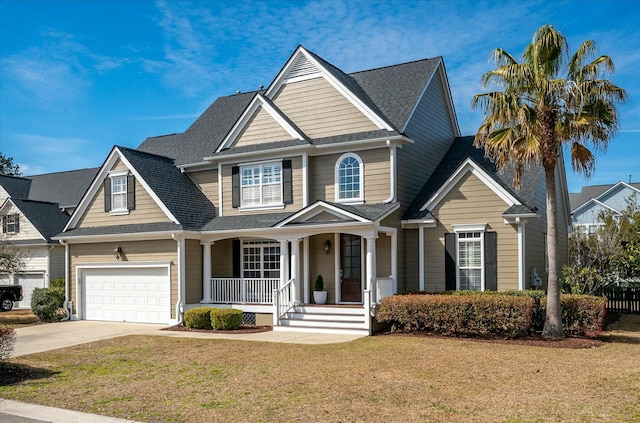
[58,239,72,320]
[171,233,185,325]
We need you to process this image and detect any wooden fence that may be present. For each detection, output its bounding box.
[599,286,640,314]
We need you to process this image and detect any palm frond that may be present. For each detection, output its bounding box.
[570,142,596,177]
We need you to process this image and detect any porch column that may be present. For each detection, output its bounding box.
[279,240,289,287]
[418,224,425,291]
[365,235,377,304]
[291,239,301,305]
[201,241,213,303]
[391,231,398,294]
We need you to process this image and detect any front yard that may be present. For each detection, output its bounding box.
[1,315,639,422]
[0,309,40,327]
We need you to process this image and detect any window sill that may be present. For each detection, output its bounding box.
[109,209,130,216]
[238,204,285,212]
[335,199,364,206]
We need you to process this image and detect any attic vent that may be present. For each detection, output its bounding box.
[286,54,320,80]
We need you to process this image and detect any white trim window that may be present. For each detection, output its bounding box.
[242,240,280,278]
[335,153,363,203]
[457,231,483,291]
[4,213,18,234]
[111,175,127,211]
[241,162,282,208]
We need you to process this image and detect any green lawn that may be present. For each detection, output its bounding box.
[1,315,639,422]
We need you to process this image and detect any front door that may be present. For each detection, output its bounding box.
[340,234,362,302]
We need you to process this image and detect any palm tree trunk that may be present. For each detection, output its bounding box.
[542,164,565,340]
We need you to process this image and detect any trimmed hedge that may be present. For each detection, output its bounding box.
[377,294,534,338]
[0,324,16,361]
[184,307,214,329]
[31,287,65,322]
[210,309,243,330]
[547,294,607,337]
[50,278,65,291]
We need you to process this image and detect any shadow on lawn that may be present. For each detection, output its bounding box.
[0,363,58,386]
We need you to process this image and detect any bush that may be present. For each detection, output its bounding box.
[184,307,214,329]
[210,308,243,330]
[0,324,16,361]
[50,278,65,291]
[541,294,607,337]
[31,287,65,322]
[376,293,534,338]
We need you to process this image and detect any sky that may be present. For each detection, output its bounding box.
[0,0,638,193]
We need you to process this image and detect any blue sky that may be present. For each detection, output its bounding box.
[1,0,638,193]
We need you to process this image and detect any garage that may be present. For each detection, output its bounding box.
[80,266,171,324]
[15,273,45,309]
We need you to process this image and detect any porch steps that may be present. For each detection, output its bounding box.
[274,305,371,335]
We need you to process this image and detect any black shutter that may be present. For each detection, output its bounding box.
[2,216,6,233]
[232,239,241,278]
[444,233,456,291]
[14,214,19,233]
[231,166,240,208]
[283,160,293,204]
[103,179,111,212]
[484,231,497,291]
[127,175,136,211]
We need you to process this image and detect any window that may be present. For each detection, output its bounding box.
[242,240,280,278]
[335,153,362,203]
[458,232,482,291]
[111,175,127,211]
[241,162,282,208]
[3,214,19,234]
[103,171,135,214]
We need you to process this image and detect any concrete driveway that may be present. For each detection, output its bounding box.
[11,320,164,357]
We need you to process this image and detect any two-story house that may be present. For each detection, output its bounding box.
[0,168,98,308]
[570,181,640,234]
[54,46,570,333]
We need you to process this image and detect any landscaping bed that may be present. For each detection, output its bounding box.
[163,324,272,334]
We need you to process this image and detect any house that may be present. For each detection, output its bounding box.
[569,181,640,234]
[0,169,98,307]
[54,46,571,333]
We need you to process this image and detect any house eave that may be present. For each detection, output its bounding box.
[53,230,200,244]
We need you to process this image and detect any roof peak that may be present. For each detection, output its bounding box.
[349,56,441,76]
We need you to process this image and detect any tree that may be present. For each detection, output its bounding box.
[0,236,25,275]
[0,153,21,176]
[472,25,626,339]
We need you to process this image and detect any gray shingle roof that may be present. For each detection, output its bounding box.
[568,182,640,212]
[403,136,541,220]
[0,175,31,198]
[11,199,70,242]
[28,168,99,207]
[58,222,183,238]
[323,202,399,221]
[117,147,216,230]
[201,213,293,231]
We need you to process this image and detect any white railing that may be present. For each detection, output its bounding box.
[375,277,394,303]
[273,277,295,326]
[210,278,280,304]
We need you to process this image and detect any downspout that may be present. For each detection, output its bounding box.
[382,142,396,204]
[59,239,71,320]
[172,233,185,325]
[46,245,54,288]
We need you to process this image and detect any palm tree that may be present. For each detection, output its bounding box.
[472,25,626,339]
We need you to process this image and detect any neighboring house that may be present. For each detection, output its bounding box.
[54,46,571,333]
[0,169,98,307]
[569,181,640,234]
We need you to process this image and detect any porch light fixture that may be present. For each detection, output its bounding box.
[324,240,331,254]
[114,246,122,260]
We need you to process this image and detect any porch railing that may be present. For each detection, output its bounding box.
[210,278,280,304]
[375,277,394,303]
[273,277,295,326]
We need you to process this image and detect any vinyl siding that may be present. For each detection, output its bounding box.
[375,233,392,278]
[19,246,47,273]
[396,68,455,214]
[309,235,336,303]
[69,240,178,318]
[600,186,639,214]
[423,172,520,291]
[2,203,44,241]
[309,148,390,203]
[221,156,303,216]
[185,239,203,304]
[188,169,218,206]
[77,161,170,227]
[272,76,379,139]
[49,246,65,280]
[234,107,292,147]
[211,239,234,277]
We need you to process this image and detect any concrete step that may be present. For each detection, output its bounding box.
[292,306,365,315]
[273,325,370,336]
[285,312,364,322]
[279,318,366,330]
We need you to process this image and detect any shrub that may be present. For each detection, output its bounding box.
[0,324,16,361]
[210,308,243,330]
[377,293,534,338]
[540,294,606,337]
[184,307,214,329]
[31,287,65,322]
[50,278,65,291]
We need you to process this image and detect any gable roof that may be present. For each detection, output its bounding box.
[403,136,542,220]
[569,181,640,212]
[9,199,70,242]
[0,174,32,199]
[138,47,446,167]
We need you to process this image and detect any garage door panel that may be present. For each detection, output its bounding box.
[82,267,170,324]
[16,274,45,309]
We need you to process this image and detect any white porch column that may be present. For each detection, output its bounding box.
[418,224,425,291]
[391,231,398,294]
[303,237,310,304]
[518,220,526,291]
[280,240,289,287]
[365,235,377,304]
[291,239,301,304]
[201,242,213,303]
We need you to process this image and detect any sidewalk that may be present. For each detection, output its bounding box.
[0,399,142,423]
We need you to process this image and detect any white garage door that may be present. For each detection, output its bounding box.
[82,267,171,324]
[16,273,45,309]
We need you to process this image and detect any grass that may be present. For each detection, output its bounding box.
[0,309,40,327]
[1,315,639,422]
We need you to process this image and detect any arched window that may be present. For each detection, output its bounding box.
[335,153,363,203]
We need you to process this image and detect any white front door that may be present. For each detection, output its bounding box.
[81,267,171,324]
